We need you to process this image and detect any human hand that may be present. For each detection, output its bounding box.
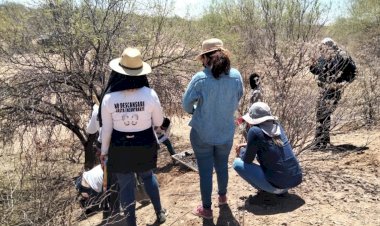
[235,146,241,157]
[95,148,101,158]
[235,143,246,157]
[235,117,244,125]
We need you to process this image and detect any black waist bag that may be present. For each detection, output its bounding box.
[108,127,158,174]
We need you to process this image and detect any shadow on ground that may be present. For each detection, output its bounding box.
[200,204,240,226]
[154,161,194,175]
[327,144,369,152]
[306,143,369,153]
[76,211,101,222]
[216,205,240,226]
[238,192,305,215]
[96,214,126,226]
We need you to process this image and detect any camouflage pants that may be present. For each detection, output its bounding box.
[315,88,342,145]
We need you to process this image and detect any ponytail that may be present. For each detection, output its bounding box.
[272,136,284,147]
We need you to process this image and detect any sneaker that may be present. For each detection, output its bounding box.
[276,191,289,198]
[192,205,213,219]
[248,195,255,204]
[218,195,227,206]
[256,189,271,196]
[156,209,167,224]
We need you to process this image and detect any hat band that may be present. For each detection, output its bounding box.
[119,63,143,70]
[203,47,223,52]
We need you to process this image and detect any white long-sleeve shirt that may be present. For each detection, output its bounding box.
[86,104,102,143]
[155,124,171,143]
[101,87,163,155]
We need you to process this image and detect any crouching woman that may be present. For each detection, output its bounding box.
[233,102,302,195]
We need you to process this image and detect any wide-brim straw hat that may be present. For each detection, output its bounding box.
[195,38,230,61]
[242,102,277,125]
[109,48,152,76]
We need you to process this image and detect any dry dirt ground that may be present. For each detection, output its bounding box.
[77,120,380,226]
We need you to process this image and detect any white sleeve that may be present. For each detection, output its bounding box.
[158,128,166,143]
[86,105,100,134]
[101,95,113,155]
[151,89,164,127]
[158,125,170,143]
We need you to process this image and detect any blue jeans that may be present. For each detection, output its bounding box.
[232,158,288,194]
[162,138,176,155]
[190,128,233,209]
[116,171,162,226]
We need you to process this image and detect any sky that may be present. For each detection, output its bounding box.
[173,0,348,23]
[173,0,210,18]
[3,0,348,23]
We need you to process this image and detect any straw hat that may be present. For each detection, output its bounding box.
[109,48,152,76]
[195,38,230,61]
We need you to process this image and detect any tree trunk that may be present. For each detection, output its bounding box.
[84,133,98,170]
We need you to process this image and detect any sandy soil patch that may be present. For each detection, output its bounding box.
[76,119,380,226]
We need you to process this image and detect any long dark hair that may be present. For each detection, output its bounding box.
[249,73,260,89]
[98,70,150,127]
[203,50,231,79]
[104,70,150,92]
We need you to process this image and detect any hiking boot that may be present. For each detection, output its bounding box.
[156,209,167,224]
[218,195,227,206]
[192,205,213,219]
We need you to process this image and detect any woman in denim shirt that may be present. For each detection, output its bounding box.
[233,102,302,196]
[182,38,243,219]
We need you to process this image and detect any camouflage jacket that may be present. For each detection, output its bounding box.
[310,49,357,89]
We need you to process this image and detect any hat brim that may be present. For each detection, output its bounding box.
[194,48,230,61]
[109,58,152,76]
[242,114,276,125]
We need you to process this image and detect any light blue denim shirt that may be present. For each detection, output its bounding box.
[182,67,244,145]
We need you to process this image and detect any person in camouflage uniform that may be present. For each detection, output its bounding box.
[309,38,357,149]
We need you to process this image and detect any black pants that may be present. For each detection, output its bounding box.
[102,172,120,219]
[315,88,342,145]
[161,138,176,156]
[75,176,102,214]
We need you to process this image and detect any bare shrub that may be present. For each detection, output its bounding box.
[0,0,201,169]
[351,39,380,127]
[328,0,380,128]
[208,0,328,152]
[0,1,203,224]
[0,127,79,225]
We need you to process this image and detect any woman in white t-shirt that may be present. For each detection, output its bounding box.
[99,48,166,226]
